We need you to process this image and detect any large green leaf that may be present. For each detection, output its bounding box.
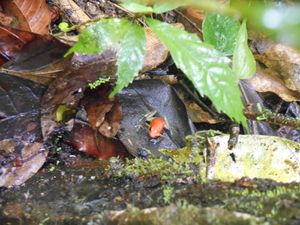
[120,1,184,14]
[233,20,256,79]
[120,2,153,13]
[110,23,146,97]
[203,13,240,55]
[153,2,185,13]
[146,18,247,128]
[65,18,131,56]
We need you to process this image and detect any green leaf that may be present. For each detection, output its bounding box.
[65,18,131,56]
[153,3,185,13]
[110,23,146,97]
[203,13,240,55]
[146,18,247,128]
[120,2,153,13]
[233,20,256,79]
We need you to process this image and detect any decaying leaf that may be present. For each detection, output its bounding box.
[65,120,128,160]
[82,85,122,138]
[0,73,46,187]
[41,50,117,140]
[0,25,36,65]
[141,27,169,72]
[0,25,70,84]
[252,37,300,93]
[0,0,52,35]
[0,11,13,27]
[248,66,300,102]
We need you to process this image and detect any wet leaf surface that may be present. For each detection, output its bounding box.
[0,0,52,35]
[0,73,46,187]
[65,119,129,160]
[203,13,240,55]
[0,25,70,84]
[110,22,146,97]
[0,25,36,65]
[146,18,248,129]
[117,79,194,157]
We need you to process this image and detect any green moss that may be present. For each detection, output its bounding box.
[108,157,201,183]
[220,183,300,224]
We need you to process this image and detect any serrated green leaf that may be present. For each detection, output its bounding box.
[203,13,240,55]
[110,23,146,97]
[233,20,256,79]
[153,3,184,13]
[65,18,131,56]
[120,2,153,13]
[146,18,247,128]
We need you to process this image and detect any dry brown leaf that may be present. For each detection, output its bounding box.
[0,11,13,26]
[1,0,51,35]
[142,28,169,72]
[248,66,300,102]
[185,8,205,22]
[252,37,300,93]
[187,102,218,124]
[71,28,169,73]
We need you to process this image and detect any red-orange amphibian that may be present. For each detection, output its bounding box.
[148,117,165,138]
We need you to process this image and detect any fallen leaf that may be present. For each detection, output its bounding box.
[82,85,122,138]
[141,28,169,72]
[0,25,69,84]
[0,73,47,187]
[0,25,36,64]
[252,37,300,93]
[66,120,128,160]
[248,66,300,102]
[41,49,117,140]
[1,0,51,35]
[0,11,13,26]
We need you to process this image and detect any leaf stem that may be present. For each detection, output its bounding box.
[53,15,109,37]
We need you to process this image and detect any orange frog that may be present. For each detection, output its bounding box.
[148,117,165,138]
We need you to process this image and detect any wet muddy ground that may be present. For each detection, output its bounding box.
[1,157,300,225]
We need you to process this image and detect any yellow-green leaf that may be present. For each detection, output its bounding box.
[110,23,146,97]
[203,13,240,55]
[65,18,131,56]
[146,18,247,128]
[120,2,153,13]
[233,20,256,79]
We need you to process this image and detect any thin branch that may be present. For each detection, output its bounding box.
[175,9,203,36]
[53,15,109,37]
[244,107,300,129]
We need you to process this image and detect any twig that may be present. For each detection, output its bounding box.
[244,107,300,129]
[53,15,109,37]
[179,80,226,122]
[174,9,202,36]
[107,0,148,27]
